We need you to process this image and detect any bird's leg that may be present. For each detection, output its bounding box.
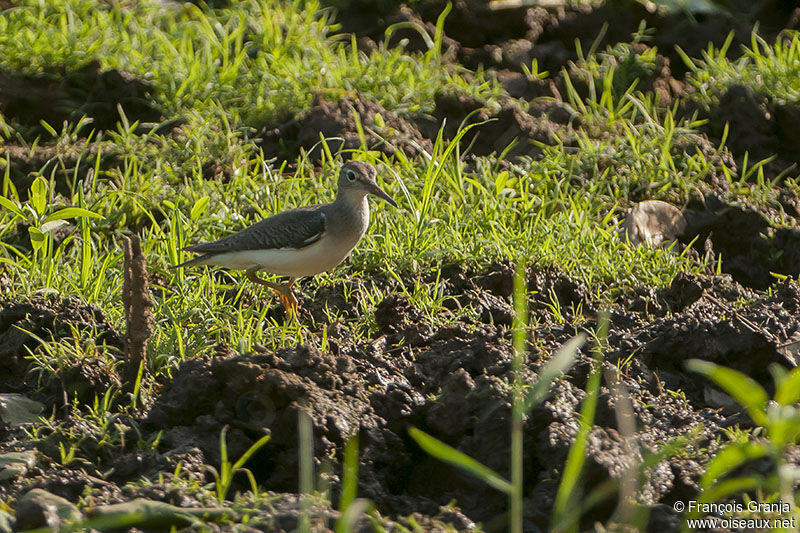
[276,280,299,317]
[245,268,283,291]
[269,278,298,315]
[268,278,298,317]
[246,269,298,315]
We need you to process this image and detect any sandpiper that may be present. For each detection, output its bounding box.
[175,161,397,313]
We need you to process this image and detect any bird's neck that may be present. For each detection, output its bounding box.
[335,191,368,211]
[332,192,369,240]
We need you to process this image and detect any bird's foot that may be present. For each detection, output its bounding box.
[246,270,299,318]
[276,286,299,317]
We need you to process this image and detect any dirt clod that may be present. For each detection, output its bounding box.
[0,61,161,140]
[14,488,82,530]
[0,296,122,398]
[419,92,563,159]
[3,261,799,528]
[259,94,432,162]
[681,193,800,289]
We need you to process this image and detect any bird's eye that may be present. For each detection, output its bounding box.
[346,169,357,182]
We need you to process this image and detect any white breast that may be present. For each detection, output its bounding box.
[203,234,358,278]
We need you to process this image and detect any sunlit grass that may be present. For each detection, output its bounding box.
[0,0,503,172]
[1,122,708,377]
[682,31,800,106]
[0,93,716,387]
[3,0,800,530]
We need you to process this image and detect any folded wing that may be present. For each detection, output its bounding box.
[185,205,327,254]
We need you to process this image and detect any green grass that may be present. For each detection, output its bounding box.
[0,0,740,394]
[1,84,717,381]
[682,31,800,106]
[683,360,800,529]
[2,0,800,530]
[0,0,503,169]
[0,132,706,369]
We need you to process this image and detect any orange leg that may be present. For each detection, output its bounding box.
[246,269,298,315]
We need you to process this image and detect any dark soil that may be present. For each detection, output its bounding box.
[258,90,572,163]
[680,192,800,290]
[252,0,800,177]
[417,92,569,159]
[4,266,800,529]
[0,296,123,408]
[4,0,800,530]
[259,94,433,163]
[335,0,797,80]
[0,61,162,141]
[330,0,800,177]
[692,84,800,180]
[0,60,161,196]
[0,142,117,200]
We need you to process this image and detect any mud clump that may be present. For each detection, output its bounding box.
[608,274,800,400]
[524,2,753,79]
[304,90,565,163]
[144,328,523,522]
[699,84,800,179]
[527,266,593,320]
[713,85,779,162]
[0,296,122,403]
[0,144,116,200]
[259,94,432,162]
[259,90,564,165]
[144,345,372,490]
[419,92,563,159]
[0,61,161,140]
[303,283,359,323]
[143,268,759,526]
[338,0,768,82]
[531,276,800,526]
[329,0,794,170]
[681,193,800,289]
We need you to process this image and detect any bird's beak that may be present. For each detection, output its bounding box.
[369,183,398,208]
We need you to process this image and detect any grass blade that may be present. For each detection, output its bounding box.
[552,313,608,533]
[43,207,105,223]
[408,427,512,494]
[298,410,314,533]
[774,365,800,405]
[337,434,359,518]
[523,333,585,413]
[686,360,769,426]
[701,441,769,488]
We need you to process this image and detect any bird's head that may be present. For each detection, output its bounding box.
[337,161,398,207]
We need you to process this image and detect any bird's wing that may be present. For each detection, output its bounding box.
[184,205,327,254]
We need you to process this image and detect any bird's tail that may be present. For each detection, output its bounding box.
[170,254,211,269]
